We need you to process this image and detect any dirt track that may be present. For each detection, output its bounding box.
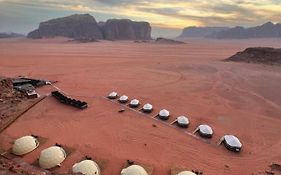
[0,38,281,174]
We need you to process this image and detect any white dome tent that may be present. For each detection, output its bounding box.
[158,109,170,120]
[119,95,129,103]
[176,116,189,128]
[121,165,148,175]
[39,145,67,169]
[177,171,196,175]
[218,135,242,152]
[108,91,118,99]
[193,124,213,138]
[129,99,140,108]
[142,103,153,113]
[12,135,39,156]
[72,159,100,175]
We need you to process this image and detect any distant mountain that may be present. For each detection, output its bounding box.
[28,14,103,39]
[28,14,151,40]
[178,27,229,38]
[101,19,151,40]
[210,22,281,39]
[0,32,24,38]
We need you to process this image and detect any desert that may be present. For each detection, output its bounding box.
[0,37,281,175]
[1,1,281,174]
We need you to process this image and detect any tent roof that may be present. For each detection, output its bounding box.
[159,109,169,117]
[72,159,100,175]
[177,171,197,175]
[224,135,242,148]
[143,103,153,110]
[121,165,148,175]
[108,91,117,97]
[198,124,213,135]
[12,136,39,156]
[119,95,128,101]
[177,116,189,125]
[39,146,66,169]
[130,99,139,105]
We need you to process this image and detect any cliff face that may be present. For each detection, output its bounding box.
[211,22,281,39]
[27,15,152,40]
[101,19,151,40]
[27,14,103,39]
[178,27,228,38]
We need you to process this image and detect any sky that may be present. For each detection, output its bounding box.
[0,0,281,37]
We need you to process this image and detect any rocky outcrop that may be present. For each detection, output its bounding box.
[28,14,152,40]
[178,27,228,38]
[27,14,103,39]
[210,22,281,39]
[154,38,184,44]
[225,47,281,65]
[101,19,151,40]
[0,32,24,38]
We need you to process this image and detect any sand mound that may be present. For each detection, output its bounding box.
[155,37,185,44]
[225,47,281,65]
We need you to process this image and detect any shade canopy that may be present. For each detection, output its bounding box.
[121,165,148,175]
[39,146,66,169]
[72,159,100,175]
[108,91,118,99]
[12,136,39,156]
[177,171,196,175]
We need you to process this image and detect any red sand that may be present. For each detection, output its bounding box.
[0,38,281,175]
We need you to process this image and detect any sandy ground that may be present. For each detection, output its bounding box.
[0,38,281,175]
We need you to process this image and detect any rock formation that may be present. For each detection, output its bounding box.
[225,47,281,65]
[27,14,103,39]
[101,19,151,40]
[178,27,228,38]
[154,38,184,44]
[0,32,24,38]
[27,14,152,40]
[210,22,281,39]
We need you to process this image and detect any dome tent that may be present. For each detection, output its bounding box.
[177,116,189,128]
[108,91,118,99]
[142,103,153,113]
[121,165,148,175]
[119,95,129,103]
[177,171,196,175]
[193,124,213,138]
[12,135,39,156]
[158,109,170,120]
[39,145,67,169]
[72,159,100,175]
[129,99,140,108]
[219,135,242,152]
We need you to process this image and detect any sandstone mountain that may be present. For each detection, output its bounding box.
[28,14,103,39]
[28,14,151,40]
[178,26,228,38]
[101,19,151,40]
[210,22,281,39]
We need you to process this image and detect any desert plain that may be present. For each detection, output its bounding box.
[0,38,281,175]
